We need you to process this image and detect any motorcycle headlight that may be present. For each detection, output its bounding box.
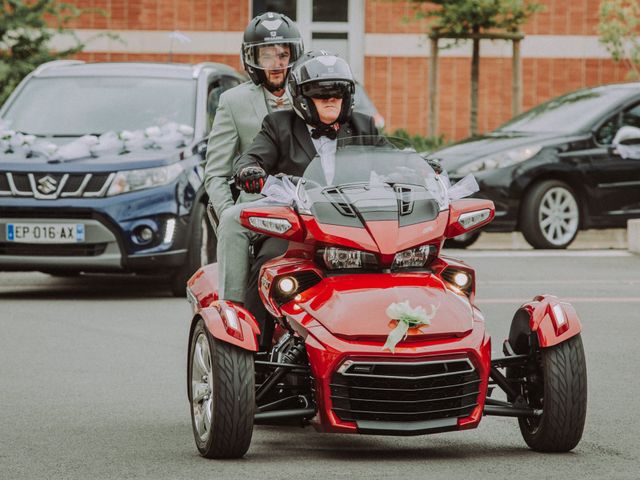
[457,145,541,175]
[318,247,378,270]
[107,163,184,196]
[391,245,435,270]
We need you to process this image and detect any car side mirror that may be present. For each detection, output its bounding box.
[445,198,495,238]
[239,205,305,242]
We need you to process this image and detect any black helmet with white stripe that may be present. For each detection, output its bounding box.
[242,12,304,90]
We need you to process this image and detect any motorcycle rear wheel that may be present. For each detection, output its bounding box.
[188,319,255,458]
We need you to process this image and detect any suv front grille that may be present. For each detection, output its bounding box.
[0,242,107,256]
[0,172,114,199]
[330,357,481,423]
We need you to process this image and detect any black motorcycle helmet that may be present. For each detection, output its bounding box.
[287,50,355,127]
[242,12,304,90]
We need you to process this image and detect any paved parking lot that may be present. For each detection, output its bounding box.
[1,249,639,479]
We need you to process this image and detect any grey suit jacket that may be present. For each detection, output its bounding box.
[204,81,271,218]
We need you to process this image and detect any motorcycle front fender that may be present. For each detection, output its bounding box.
[510,294,582,350]
[197,303,260,352]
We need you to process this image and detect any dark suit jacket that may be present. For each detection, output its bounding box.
[233,111,378,177]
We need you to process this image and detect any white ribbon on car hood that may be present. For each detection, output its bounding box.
[0,118,194,161]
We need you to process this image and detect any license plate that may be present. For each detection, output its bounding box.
[6,223,85,243]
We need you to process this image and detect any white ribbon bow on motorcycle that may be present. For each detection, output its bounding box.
[383,301,439,353]
[258,175,298,205]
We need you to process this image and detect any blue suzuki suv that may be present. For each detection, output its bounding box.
[0,61,245,295]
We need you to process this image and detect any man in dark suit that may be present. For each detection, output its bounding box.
[228,51,378,349]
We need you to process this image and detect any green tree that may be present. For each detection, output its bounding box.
[598,0,640,80]
[407,0,542,136]
[0,0,84,105]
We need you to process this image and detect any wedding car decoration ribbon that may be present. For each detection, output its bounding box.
[445,173,479,201]
[383,301,439,353]
[612,126,640,160]
[258,175,298,205]
[0,119,195,160]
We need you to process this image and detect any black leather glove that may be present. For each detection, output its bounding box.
[235,166,267,193]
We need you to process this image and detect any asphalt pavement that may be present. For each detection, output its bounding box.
[1,247,639,480]
[469,228,629,250]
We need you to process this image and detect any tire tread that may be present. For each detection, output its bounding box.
[520,334,587,452]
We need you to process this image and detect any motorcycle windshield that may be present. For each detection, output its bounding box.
[300,136,448,227]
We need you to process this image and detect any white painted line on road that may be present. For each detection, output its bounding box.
[454,250,633,258]
[477,297,640,304]
[482,279,640,285]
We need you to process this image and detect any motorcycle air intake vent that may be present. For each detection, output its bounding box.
[330,357,481,426]
[272,270,322,305]
[394,185,414,215]
[323,187,356,217]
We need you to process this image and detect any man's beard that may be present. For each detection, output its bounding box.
[264,74,286,92]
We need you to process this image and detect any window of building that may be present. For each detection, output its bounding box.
[313,0,348,22]
[252,0,296,19]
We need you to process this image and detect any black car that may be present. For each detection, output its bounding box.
[431,83,640,248]
[0,61,245,295]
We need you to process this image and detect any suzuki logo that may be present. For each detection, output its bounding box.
[37,175,58,194]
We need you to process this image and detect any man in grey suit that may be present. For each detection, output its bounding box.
[203,12,303,306]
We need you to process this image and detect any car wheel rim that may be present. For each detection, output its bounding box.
[199,215,209,266]
[538,187,578,246]
[191,332,213,443]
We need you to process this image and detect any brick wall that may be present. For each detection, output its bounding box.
[366,56,632,140]
[364,0,635,140]
[57,0,635,141]
[67,0,249,31]
[365,0,603,37]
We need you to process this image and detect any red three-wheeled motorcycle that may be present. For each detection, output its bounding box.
[186,138,587,458]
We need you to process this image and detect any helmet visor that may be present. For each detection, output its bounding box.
[243,40,304,70]
[301,80,353,100]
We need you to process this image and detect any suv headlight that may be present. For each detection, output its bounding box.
[457,145,541,175]
[107,163,184,196]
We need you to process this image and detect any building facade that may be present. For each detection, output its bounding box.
[58,0,634,140]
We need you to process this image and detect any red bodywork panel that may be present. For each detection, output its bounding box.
[302,212,449,264]
[519,294,582,347]
[187,265,260,352]
[272,254,492,435]
[298,273,473,340]
[280,299,491,434]
[259,258,323,318]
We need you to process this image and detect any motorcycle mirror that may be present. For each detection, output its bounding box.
[445,198,495,238]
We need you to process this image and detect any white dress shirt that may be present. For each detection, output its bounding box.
[307,124,337,184]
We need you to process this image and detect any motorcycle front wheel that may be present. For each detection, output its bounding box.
[188,319,255,458]
[515,334,587,452]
